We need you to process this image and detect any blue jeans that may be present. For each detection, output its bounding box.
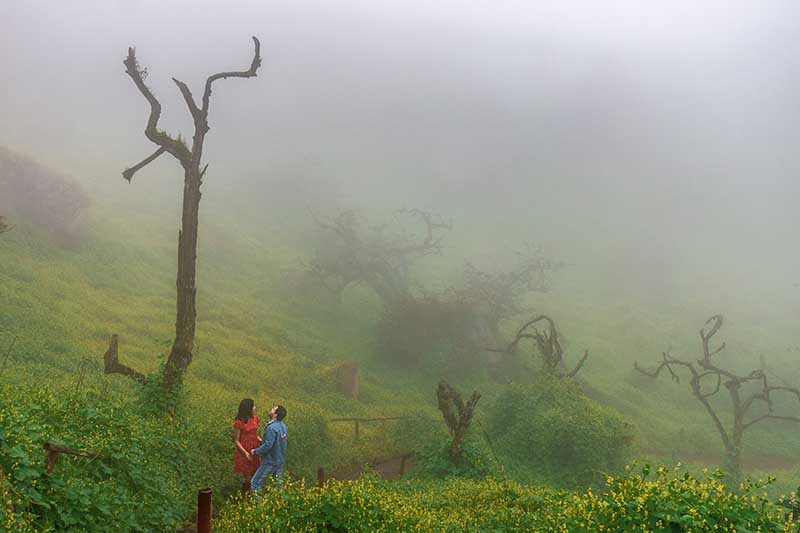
[250,463,284,493]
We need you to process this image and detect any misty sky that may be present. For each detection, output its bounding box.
[2,0,799,309]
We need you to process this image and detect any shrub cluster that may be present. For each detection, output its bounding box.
[376,294,480,370]
[217,465,789,532]
[0,146,89,238]
[413,433,498,480]
[0,383,198,532]
[486,380,633,487]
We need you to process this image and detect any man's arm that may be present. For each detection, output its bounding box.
[252,424,276,456]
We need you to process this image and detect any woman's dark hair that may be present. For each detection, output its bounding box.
[236,398,255,423]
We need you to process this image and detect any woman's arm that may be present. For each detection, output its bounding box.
[234,428,252,460]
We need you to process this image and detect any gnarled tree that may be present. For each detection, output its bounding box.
[458,244,565,343]
[103,37,262,393]
[437,380,481,463]
[634,315,800,474]
[491,314,588,379]
[452,246,565,375]
[306,208,451,306]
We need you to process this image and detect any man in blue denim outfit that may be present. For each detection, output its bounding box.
[250,405,288,493]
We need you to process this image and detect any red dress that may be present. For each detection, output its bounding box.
[233,416,261,476]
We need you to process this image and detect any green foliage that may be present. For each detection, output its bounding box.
[487,379,633,487]
[414,433,498,480]
[376,294,480,371]
[136,365,186,416]
[571,464,787,532]
[0,382,198,532]
[174,133,192,160]
[216,467,789,532]
[281,401,335,479]
[3,174,800,529]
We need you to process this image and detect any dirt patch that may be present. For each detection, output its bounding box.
[329,453,416,481]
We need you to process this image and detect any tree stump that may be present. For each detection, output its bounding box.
[334,360,360,400]
[436,380,481,463]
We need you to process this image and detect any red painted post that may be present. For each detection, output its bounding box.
[197,488,212,533]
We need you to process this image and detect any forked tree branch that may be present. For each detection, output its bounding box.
[172,78,202,120]
[202,36,261,113]
[437,381,481,462]
[122,48,189,165]
[394,208,453,255]
[634,348,733,451]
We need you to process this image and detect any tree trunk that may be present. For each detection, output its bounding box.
[436,381,481,463]
[162,170,201,391]
[108,37,261,397]
[726,381,744,476]
[724,444,742,476]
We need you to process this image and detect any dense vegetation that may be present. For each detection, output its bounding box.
[486,380,633,487]
[0,383,194,531]
[2,149,800,530]
[216,467,792,532]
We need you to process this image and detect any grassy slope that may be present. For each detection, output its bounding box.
[2,191,800,499]
[0,204,442,492]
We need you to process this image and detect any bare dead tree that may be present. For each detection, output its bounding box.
[634,315,800,474]
[306,208,451,306]
[455,244,565,349]
[437,380,481,462]
[103,38,262,393]
[491,314,588,378]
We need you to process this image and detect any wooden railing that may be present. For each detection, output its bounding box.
[43,442,104,473]
[316,451,414,488]
[328,416,410,440]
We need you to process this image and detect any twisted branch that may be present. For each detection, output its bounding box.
[502,315,589,378]
[122,47,189,166]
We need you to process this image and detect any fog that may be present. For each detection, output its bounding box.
[2,1,799,339]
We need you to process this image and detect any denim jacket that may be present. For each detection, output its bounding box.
[252,420,288,466]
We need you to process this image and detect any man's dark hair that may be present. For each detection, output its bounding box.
[275,405,287,421]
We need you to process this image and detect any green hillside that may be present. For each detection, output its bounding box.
[2,153,800,530]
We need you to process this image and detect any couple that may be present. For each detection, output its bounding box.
[233,399,288,495]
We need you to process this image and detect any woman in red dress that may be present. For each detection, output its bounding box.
[233,398,261,494]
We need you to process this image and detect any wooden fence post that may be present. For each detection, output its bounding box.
[317,467,325,491]
[197,488,212,533]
